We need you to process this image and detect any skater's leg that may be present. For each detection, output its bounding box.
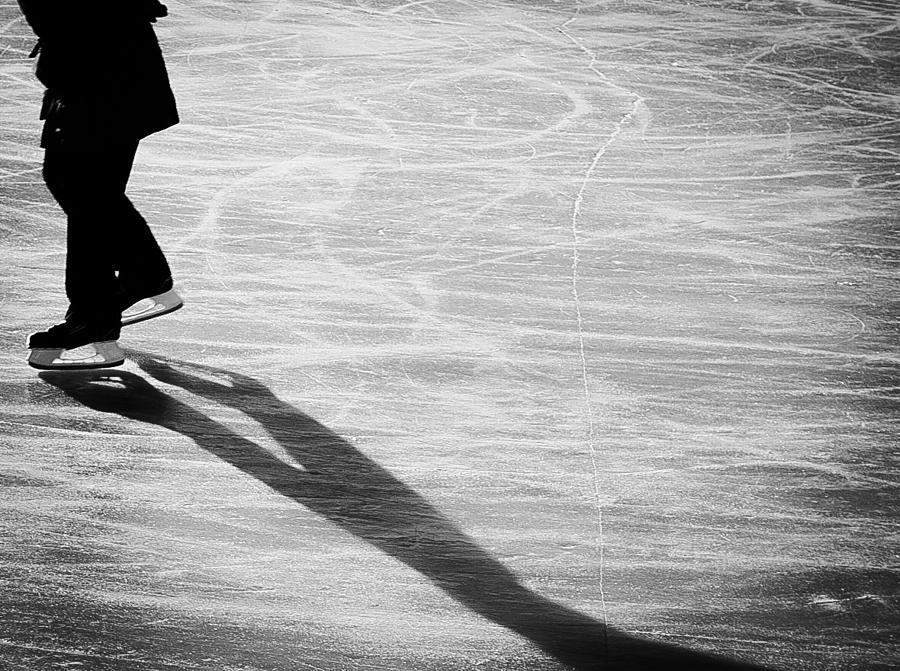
[44,137,176,323]
[103,138,173,292]
[101,138,183,324]
[42,141,121,327]
[30,140,129,368]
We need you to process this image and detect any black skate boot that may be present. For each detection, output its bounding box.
[27,317,124,370]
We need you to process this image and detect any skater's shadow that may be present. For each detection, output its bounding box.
[39,356,770,671]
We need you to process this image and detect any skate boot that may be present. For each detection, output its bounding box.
[118,276,183,327]
[27,318,124,370]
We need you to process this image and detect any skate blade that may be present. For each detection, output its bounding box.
[28,340,126,370]
[122,289,183,326]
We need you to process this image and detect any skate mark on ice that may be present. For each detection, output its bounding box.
[556,2,652,649]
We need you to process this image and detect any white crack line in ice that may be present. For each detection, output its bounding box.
[556,4,650,639]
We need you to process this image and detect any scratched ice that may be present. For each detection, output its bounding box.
[0,1,897,670]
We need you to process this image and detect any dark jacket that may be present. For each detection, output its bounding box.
[18,0,179,143]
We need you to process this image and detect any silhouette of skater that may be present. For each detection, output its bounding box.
[18,0,183,369]
[40,356,775,671]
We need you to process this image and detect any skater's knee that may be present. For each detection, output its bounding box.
[42,150,72,201]
[44,166,123,217]
[41,158,58,191]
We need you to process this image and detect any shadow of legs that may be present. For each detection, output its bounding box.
[39,360,773,671]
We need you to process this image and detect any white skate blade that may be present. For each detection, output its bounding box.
[28,340,126,370]
[122,289,183,326]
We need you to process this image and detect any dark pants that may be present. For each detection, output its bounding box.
[42,137,171,325]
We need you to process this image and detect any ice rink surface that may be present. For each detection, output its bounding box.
[1,1,898,669]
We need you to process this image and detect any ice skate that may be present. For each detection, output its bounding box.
[121,287,183,326]
[27,320,125,370]
[119,277,183,327]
